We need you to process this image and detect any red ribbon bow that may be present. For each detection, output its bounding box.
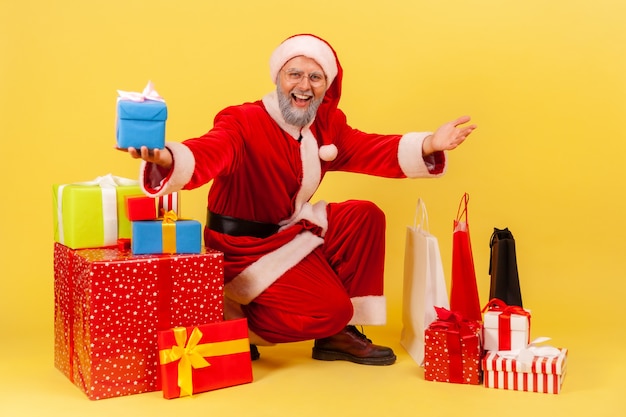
[482,298,530,350]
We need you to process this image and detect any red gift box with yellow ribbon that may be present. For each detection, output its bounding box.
[482,298,531,352]
[53,242,224,400]
[423,307,483,385]
[157,319,253,399]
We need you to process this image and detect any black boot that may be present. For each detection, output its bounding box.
[250,344,260,361]
[312,326,396,366]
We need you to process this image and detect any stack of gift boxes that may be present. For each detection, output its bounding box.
[52,82,253,401]
[422,299,568,394]
[480,300,567,394]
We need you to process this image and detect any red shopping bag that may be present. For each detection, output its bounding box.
[450,193,482,321]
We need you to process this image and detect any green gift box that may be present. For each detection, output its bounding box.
[53,174,142,249]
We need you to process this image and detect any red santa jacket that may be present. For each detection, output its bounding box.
[140,47,446,305]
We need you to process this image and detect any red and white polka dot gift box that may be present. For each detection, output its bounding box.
[423,307,483,385]
[53,242,224,400]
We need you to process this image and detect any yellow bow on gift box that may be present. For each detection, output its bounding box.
[159,327,249,397]
[161,210,178,254]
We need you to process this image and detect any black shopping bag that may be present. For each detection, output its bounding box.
[489,227,523,307]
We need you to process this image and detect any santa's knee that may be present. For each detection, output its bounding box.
[312,294,354,337]
[353,200,386,228]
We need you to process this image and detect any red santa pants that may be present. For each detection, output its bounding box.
[241,200,386,343]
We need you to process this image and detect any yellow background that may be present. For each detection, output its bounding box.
[1,0,625,416]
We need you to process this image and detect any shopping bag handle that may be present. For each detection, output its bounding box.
[489,227,513,248]
[414,198,430,231]
[455,192,470,223]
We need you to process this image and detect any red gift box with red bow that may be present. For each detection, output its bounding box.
[423,307,483,385]
[53,242,224,400]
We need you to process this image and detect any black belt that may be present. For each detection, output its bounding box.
[207,211,279,238]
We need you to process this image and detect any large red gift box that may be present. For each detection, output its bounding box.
[53,242,224,400]
[423,307,483,385]
[158,318,253,399]
[483,348,568,394]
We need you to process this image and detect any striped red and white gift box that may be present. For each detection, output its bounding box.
[482,348,568,394]
[159,192,179,213]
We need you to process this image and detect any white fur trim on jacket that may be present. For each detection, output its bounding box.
[224,231,325,305]
[294,128,322,213]
[397,132,447,178]
[349,295,387,325]
[140,142,195,197]
[262,91,325,226]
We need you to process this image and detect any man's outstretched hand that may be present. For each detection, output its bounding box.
[422,116,477,156]
[127,146,173,169]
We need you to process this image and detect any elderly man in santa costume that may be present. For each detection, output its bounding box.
[128,34,476,366]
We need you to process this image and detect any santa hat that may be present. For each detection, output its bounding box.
[269,34,339,88]
[269,34,341,162]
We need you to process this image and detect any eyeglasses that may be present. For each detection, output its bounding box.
[282,69,326,87]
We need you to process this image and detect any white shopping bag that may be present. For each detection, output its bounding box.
[400,198,450,365]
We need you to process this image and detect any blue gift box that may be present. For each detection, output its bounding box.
[116,99,167,150]
[131,219,201,255]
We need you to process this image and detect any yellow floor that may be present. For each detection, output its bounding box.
[1,322,624,417]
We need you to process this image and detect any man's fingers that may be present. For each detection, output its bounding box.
[127,147,141,158]
[139,146,156,159]
[452,115,472,127]
[461,125,476,136]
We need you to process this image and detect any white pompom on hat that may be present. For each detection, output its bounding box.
[318,144,338,161]
[269,34,339,87]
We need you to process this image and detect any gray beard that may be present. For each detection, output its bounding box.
[277,85,323,127]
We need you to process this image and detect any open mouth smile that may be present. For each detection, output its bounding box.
[291,92,313,107]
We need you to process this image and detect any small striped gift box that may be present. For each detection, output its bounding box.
[482,348,568,394]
